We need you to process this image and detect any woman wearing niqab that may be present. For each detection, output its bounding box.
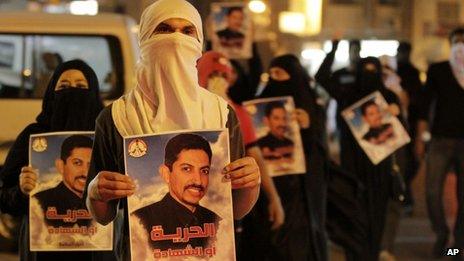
[242,54,329,261]
[318,56,400,260]
[0,60,103,261]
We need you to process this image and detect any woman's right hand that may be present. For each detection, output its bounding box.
[88,171,135,202]
[19,166,38,195]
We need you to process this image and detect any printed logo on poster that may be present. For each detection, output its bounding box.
[128,138,148,158]
[32,137,48,152]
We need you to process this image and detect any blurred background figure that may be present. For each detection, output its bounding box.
[317,54,402,260]
[34,52,63,98]
[243,54,329,261]
[396,42,423,214]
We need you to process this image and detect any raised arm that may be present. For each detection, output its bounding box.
[315,40,344,101]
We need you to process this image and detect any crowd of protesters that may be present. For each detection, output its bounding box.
[0,1,463,260]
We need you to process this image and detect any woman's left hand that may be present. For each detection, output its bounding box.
[294,109,310,129]
[223,157,261,190]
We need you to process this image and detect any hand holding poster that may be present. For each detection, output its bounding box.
[29,132,113,251]
[210,2,252,59]
[124,130,235,260]
[342,91,411,165]
[243,96,306,177]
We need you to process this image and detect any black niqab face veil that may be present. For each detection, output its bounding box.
[355,57,385,93]
[260,54,315,110]
[35,59,103,131]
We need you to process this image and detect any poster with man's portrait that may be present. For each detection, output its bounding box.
[29,132,113,251]
[124,129,235,261]
[342,91,411,165]
[243,96,306,177]
[210,2,252,59]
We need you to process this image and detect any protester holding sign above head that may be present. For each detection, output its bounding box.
[0,60,103,260]
[84,1,261,260]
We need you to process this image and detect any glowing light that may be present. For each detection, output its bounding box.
[248,0,267,14]
[305,0,322,35]
[69,0,98,16]
[23,69,32,77]
[279,12,306,34]
[360,40,399,58]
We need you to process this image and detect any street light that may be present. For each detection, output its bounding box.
[69,0,98,15]
[279,12,306,34]
[248,0,266,14]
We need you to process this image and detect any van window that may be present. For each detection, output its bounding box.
[0,34,123,99]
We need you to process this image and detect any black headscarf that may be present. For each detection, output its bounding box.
[260,54,314,107]
[259,54,324,140]
[36,59,103,131]
[355,56,385,95]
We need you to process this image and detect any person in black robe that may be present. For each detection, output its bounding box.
[0,60,103,261]
[317,55,401,261]
[396,41,422,210]
[242,54,329,261]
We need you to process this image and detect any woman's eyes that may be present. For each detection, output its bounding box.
[57,83,88,89]
[76,84,88,89]
[57,84,69,90]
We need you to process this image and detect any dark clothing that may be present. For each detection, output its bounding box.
[133,193,220,251]
[34,182,92,228]
[242,54,329,261]
[83,104,245,261]
[419,61,464,138]
[362,123,394,144]
[316,55,397,260]
[420,61,464,249]
[256,133,294,160]
[0,60,103,261]
[397,62,422,206]
[425,138,464,249]
[216,28,245,48]
[397,62,422,131]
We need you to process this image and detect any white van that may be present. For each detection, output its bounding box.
[0,11,139,165]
